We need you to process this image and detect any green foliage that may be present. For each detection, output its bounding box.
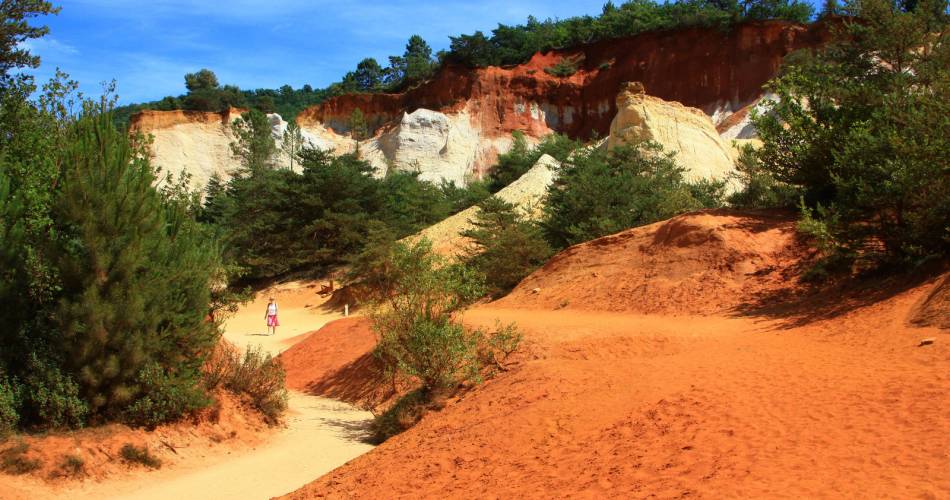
[281,120,304,170]
[727,143,799,208]
[0,442,41,474]
[365,239,486,389]
[120,444,162,469]
[122,363,211,429]
[184,68,219,92]
[57,454,86,477]
[213,132,490,282]
[48,107,220,423]
[754,0,950,264]
[387,35,438,89]
[18,353,87,429]
[204,344,288,424]
[349,108,369,142]
[0,0,60,77]
[488,132,580,192]
[0,377,19,437]
[544,56,581,77]
[462,197,554,296]
[378,170,453,235]
[542,142,724,248]
[448,0,813,69]
[438,178,492,214]
[230,108,278,173]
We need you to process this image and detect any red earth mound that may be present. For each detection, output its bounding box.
[284,212,949,499]
[279,318,393,410]
[498,209,805,315]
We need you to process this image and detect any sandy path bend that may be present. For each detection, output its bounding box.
[97,282,374,500]
[131,282,371,500]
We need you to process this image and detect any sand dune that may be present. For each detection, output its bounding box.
[283,211,949,498]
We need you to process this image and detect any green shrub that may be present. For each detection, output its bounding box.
[0,442,41,475]
[122,363,211,429]
[488,132,580,192]
[365,237,521,391]
[19,353,87,430]
[462,197,553,296]
[753,0,950,264]
[49,108,219,422]
[542,142,724,249]
[479,322,523,369]
[0,377,20,437]
[204,343,288,424]
[376,314,482,391]
[544,57,580,77]
[120,443,162,469]
[57,454,86,477]
[727,143,799,209]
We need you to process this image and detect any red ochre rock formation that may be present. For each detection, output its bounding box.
[297,20,830,140]
[129,107,247,132]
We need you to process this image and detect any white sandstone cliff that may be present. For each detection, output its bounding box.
[607,82,736,182]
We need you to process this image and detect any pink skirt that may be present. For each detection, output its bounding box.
[267,315,279,327]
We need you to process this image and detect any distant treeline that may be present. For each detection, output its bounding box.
[113,0,816,126]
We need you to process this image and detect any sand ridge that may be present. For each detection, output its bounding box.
[282,211,949,498]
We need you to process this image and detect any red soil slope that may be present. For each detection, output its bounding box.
[498,209,805,315]
[279,317,391,410]
[283,210,949,499]
[298,21,830,139]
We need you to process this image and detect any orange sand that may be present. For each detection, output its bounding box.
[284,210,949,498]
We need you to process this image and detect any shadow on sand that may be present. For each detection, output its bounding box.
[730,262,946,329]
[303,353,395,409]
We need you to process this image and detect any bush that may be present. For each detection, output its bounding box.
[479,322,523,370]
[753,0,950,264]
[204,343,288,424]
[360,237,523,389]
[0,442,41,475]
[462,197,553,296]
[488,132,580,192]
[542,142,724,249]
[0,377,19,437]
[544,57,580,77]
[122,363,211,429]
[376,314,482,391]
[57,454,86,478]
[19,353,88,430]
[727,143,799,208]
[48,107,219,423]
[120,443,162,469]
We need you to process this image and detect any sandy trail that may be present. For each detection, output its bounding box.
[8,281,374,500]
[97,282,375,500]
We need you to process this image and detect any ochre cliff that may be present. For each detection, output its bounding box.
[298,20,829,140]
[132,20,829,188]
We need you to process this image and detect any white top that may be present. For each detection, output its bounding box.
[267,303,278,315]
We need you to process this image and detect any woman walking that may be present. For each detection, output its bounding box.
[264,297,279,336]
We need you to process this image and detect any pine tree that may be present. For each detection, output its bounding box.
[51,106,219,422]
[281,119,304,170]
[230,108,277,173]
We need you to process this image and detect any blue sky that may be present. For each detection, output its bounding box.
[22,0,611,104]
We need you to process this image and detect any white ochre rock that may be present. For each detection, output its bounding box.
[359,108,484,186]
[607,82,736,182]
[407,154,560,256]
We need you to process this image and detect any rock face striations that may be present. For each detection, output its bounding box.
[132,21,828,188]
[607,82,737,182]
